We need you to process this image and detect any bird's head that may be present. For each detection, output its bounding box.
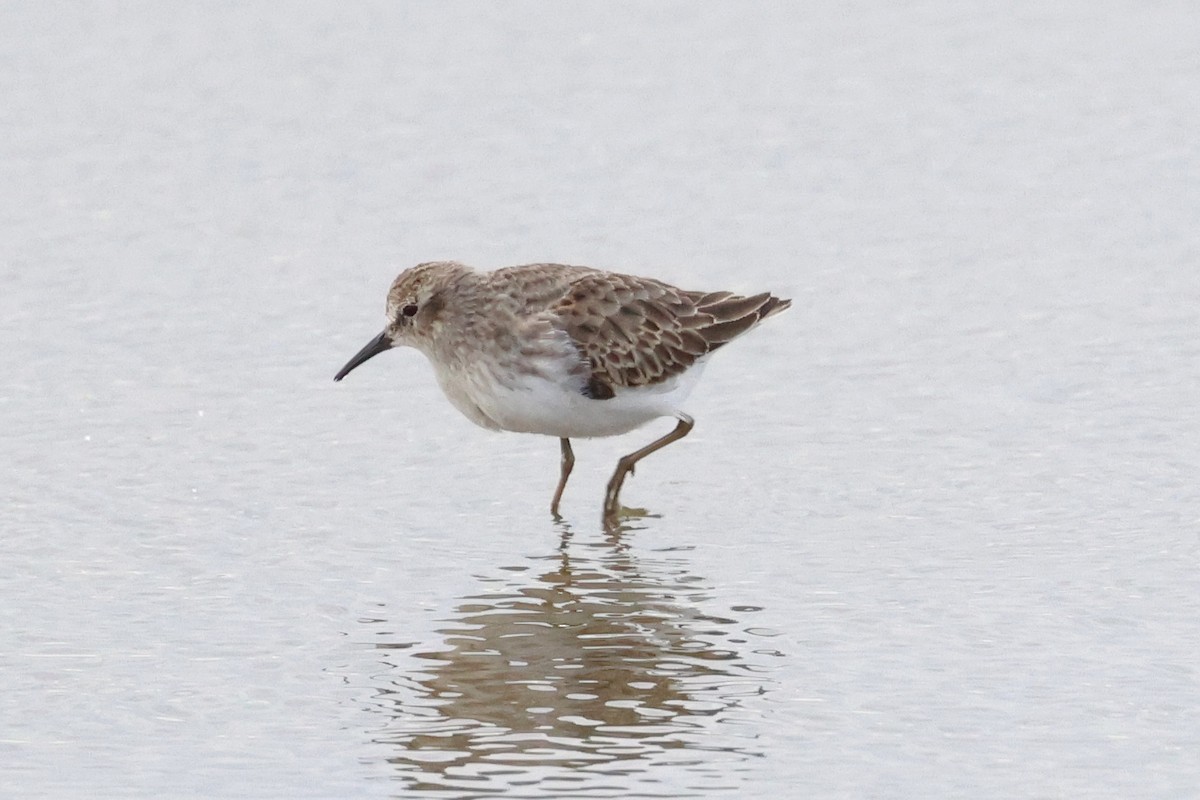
[333,261,468,382]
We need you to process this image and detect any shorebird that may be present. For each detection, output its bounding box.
[334,262,790,523]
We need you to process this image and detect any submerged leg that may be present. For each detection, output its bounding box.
[603,414,694,522]
[551,437,574,517]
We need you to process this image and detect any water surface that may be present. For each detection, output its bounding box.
[2,2,1199,798]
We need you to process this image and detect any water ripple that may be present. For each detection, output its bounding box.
[351,525,783,797]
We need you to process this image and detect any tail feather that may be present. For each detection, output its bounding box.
[694,291,791,349]
[758,295,791,320]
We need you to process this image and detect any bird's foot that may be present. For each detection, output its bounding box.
[602,504,659,531]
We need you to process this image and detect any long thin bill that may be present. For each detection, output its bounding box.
[334,331,392,381]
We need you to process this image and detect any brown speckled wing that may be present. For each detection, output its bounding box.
[554,272,791,392]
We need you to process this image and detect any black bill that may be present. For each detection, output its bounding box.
[334,330,393,381]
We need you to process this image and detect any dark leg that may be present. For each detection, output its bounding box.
[603,414,694,522]
[551,437,574,517]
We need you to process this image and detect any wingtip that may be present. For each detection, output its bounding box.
[762,295,792,318]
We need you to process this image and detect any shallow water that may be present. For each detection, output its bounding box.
[3,2,1200,798]
[352,526,780,797]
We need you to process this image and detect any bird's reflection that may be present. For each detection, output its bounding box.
[356,523,782,797]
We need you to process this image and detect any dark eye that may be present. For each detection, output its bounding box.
[401,304,419,318]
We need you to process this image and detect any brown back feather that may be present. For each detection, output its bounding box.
[555,273,791,391]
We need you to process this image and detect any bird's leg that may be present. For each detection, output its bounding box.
[603,414,694,522]
[551,437,574,517]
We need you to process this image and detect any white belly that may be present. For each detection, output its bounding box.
[435,355,705,439]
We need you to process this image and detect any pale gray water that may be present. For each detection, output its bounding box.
[3,2,1199,798]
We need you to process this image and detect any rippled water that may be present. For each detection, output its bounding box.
[353,526,779,797]
[3,2,1199,798]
